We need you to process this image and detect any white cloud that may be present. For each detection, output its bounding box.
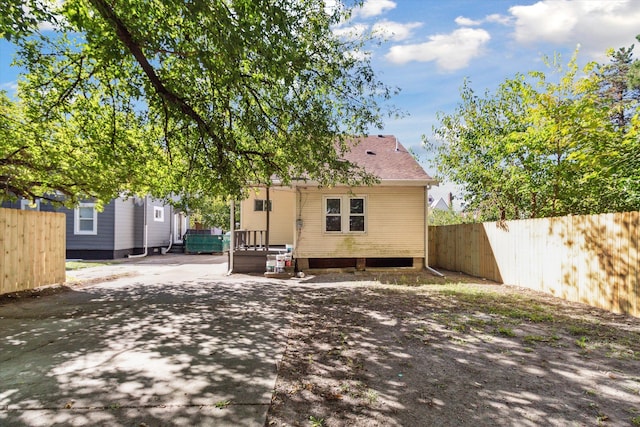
[509,0,640,58]
[485,14,512,25]
[372,20,422,41]
[0,82,18,93]
[385,28,491,71]
[353,0,396,19]
[454,16,481,27]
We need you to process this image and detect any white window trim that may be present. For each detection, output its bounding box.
[154,206,165,222]
[20,199,40,211]
[323,195,367,234]
[74,203,98,235]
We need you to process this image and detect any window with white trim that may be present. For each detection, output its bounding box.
[154,206,165,222]
[254,199,272,211]
[324,196,366,233]
[20,199,40,211]
[74,203,97,235]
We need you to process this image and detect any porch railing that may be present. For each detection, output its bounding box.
[234,230,268,250]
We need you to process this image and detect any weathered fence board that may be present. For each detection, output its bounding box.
[429,211,640,317]
[0,208,66,295]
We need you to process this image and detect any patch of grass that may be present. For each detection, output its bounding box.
[436,286,556,323]
[66,261,111,271]
[497,327,516,337]
[631,415,640,426]
[568,324,592,336]
[523,334,560,345]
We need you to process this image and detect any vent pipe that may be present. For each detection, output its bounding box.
[395,137,399,151]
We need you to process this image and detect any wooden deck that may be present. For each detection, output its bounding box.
[230,247,289,274]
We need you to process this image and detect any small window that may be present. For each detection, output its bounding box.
[325,198,341,232]
[349,198,365,232]
[74,203,97,235]
[324,196,366,234]
[154,206,165,222]
[254,199,272,211]
[20,199,40,211]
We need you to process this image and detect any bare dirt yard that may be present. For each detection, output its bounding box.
[267,271,640,427]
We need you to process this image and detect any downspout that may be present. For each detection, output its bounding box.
[227,199,235,275]
[424,185,444,277]
[128,195,148,258]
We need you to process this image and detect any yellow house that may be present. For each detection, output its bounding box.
[237,135,437,272]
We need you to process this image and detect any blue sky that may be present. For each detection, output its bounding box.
[339,0,640,201]
[2,0,640,201]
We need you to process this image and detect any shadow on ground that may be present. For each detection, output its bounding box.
[268,273,640,426]
[0,277,291,426]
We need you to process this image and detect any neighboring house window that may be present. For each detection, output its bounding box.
[74,203,97,235]
[254,199,272,211]
[324,196,366,233]
[154,206,165,222]
[20,199,40,211]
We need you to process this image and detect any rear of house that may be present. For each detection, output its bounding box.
[294,184,429,270]
[238,135,437,272]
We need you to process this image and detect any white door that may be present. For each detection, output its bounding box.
[174,213,187,244]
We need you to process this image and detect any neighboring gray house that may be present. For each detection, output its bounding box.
[2,196,188,259]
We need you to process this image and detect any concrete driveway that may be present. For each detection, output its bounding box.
[0,255,291,426]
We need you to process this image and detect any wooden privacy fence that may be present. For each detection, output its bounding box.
[429,211,639,317]
[0,208,66,295]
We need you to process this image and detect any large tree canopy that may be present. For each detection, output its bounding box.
[1,0,390,206]
[426,48,640,221]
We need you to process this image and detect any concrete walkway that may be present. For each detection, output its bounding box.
[0,255,292,426]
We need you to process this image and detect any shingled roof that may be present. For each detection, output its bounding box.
[341,135,435,182]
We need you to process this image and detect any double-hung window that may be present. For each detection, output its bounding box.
[74,203,97,235]
[154,206,165,222]
[324,196,366,233]
[254,199,272,211]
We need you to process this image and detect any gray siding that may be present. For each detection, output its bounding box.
[147,199,172,247]
[113,198,136,250]
[65,201,116,250]
[132,197,172,249]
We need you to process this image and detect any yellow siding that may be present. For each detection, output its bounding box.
[295,186,426,258]
[240,187,296,246]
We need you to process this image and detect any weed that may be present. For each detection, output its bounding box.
[215,400,231,409]
[631,415,640,426]
[309,415,325,427]
[576,336,589,349]
[365,389,379,404]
